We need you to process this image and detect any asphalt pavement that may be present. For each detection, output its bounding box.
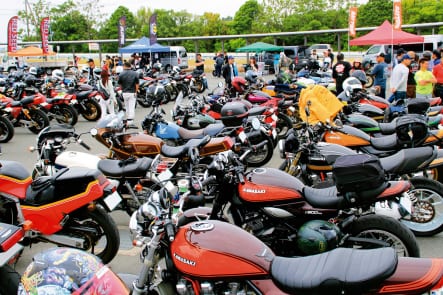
[1,73,442,278]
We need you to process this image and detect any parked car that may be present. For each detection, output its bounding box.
[307,44,332,58]
[261,51,281,74]
[283,45,310,71]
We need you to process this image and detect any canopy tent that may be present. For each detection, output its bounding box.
[236,42,283,53]
[8,46,56,56]
[118,36,170,53]
[349,20,424,46]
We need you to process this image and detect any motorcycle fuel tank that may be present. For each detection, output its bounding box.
[118,133,163,158]
[324,125,371,147]
[239,168,303,203]
[171,220,273,278]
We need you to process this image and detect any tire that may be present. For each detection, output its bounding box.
[243,136,274,167]
[54,104,78,126]
[66,206,120,264]
[167,85,179,101]
[137,93,152,108]
[276,113,293,140]
[193,80,205,93]
[365,74,374,88]
[345,214,420,257]
[28,108,50,134]
[0,265,20,294]
[81,99,101,121]
[0,116,14,143]
[401,177,443,236]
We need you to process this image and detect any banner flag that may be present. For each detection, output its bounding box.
[40,17,50,54]
[393,0,402,30]
[348,7,358,37]
[118,16,126,47]
[7,16,18,53]
[149,13,158,44]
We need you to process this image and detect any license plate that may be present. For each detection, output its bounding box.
[158,169,173,182]
[104,191,122,211]
[238,131,247,143]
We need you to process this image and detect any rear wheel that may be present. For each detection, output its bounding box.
[276,113,293,140]
[65,206,120,264]
[243,136,274,167]
[0,116,14,143]
[193,80,205,93]
[365,74,374,88]
[81,99,101,121]
[345,214,420,257]
[28,108,50,134]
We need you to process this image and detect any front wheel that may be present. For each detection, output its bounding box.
[243,136,274,167]
[344,214,420,257]
[193,80,205,93]
[0,116,14,143]
[401,177,443,236]
[28,108,50,134]
[65,206,120,263]
[276,113,293,140]
[53,104,78,126]
[0,265,20,294]
[80,99,101,121]
[365,74,374,88]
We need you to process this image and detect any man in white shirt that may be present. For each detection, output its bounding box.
[390,53,411,102]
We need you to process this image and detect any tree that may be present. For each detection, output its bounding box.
[231,0,261,34]
[358,0,393,28]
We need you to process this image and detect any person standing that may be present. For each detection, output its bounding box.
[273,52,280,75]
[118,61,139,127]
[415,58,437,99]
[86,58,96,83]
[97,69,116,119]
[371,53,388,98]
[328,48,334,64]
[322,51,331,70]
[390,53,411,102]
[222,55,237,88]
[332,53,352,94]
[214,52,224,77]
[406,51,419,98]
[432,55,443,98]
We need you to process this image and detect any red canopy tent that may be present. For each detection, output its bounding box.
[349,20,424,46]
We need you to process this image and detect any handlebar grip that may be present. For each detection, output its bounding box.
[165,222,175,242]
[78,139,91,150]
[237,171,245,185]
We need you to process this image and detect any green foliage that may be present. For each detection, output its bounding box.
[14,0,443,53]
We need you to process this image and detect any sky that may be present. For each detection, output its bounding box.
[0,0,249,47]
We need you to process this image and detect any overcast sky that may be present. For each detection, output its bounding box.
[0,0,249,47]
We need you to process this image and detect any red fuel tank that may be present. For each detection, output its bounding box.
[170,220,274,278]
[239,168,303,203]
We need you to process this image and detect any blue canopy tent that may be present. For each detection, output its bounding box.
[118,36,170,53]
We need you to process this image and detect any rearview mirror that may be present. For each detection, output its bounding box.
[90,128,98,136]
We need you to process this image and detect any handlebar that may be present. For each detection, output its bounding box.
[78,139,90,150]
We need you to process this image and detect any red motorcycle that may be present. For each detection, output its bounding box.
[0,159,121,263]
[124,191,443,295]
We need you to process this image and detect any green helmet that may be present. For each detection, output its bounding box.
[297,220,342,255]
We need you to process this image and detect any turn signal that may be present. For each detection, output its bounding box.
[87,203,96,211]
[135,183,143,192]
[23,220,33,231]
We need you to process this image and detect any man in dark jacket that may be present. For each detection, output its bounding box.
[222,55,236,87]
[118,61,139,127]
[332,53,352,94]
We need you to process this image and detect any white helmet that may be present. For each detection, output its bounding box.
[29,66,38,76]
[342,77,362,93]
[172,66,181,74]
[52,69,64,81]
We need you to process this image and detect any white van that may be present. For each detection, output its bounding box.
[362,34,443,65]
[157,46,188,71]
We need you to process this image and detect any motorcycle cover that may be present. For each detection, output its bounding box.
[299,85,343,124]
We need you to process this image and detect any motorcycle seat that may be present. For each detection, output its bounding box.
[370,133,398,150]
[248,106,267,116]
[76,90,93,99]
[97,157,153,178]
[9,100,22,107]
[271,247,397,294]
[379,146,436,175]
[20,96,36,105]
[302,186,343,209]
[178,123,224,140]
[378,121,396,134]
[161,136,211,158]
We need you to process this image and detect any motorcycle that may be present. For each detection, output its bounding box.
[60,82,102,121]
[123,187,443,294]
[0,158,121,264]
[142,95,275,167]
[179,148,420,258]
[0,111,14,143]
[279,123,443,236]
[30,121,233,215]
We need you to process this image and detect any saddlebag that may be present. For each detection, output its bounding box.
[395,114,428,148]
[333,154,387,203]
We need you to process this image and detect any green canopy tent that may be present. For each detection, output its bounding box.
[236,42,283,53]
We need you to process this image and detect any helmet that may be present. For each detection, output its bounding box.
[220,101,249,126]
[172,66,181,74]
[245,70,258,84]
[231,76,247,94]
[152,63,161,72]
[147,84,166,106]
[28,66,38,76]
[296,220,342,255]
[52,69,64,81]
[18,247,128,294]
[342,76,362,97]
[24,75,36,87]
[351,69,368,85]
